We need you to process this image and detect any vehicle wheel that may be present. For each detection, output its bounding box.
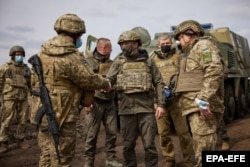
[236,86,246,118]
[223,85,235,123]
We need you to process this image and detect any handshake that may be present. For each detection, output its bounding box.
[103,79,112,93]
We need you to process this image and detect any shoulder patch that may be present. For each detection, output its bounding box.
[202,48,212,62]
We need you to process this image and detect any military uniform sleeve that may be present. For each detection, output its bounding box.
[150,58,165,107]
[106,58,121,86]
[56,56,109,90]
[195,39,224,101]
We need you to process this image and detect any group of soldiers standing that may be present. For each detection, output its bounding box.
[0,13,230,167]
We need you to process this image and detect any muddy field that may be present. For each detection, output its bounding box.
[0,113,250,167]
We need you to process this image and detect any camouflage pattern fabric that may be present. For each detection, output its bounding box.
[38,122,76,167]
[188,112,222,167]
[107,51,165,115]
[33,34,110,166]
[107,50,165,166]
[0,60,31,142]
[178,36,224,167]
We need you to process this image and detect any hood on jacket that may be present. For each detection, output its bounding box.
[41,34,79,56]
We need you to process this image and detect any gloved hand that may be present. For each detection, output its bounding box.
[195,98,213,119]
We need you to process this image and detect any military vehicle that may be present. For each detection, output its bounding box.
[131,25,250,123]
[85,24,250,123]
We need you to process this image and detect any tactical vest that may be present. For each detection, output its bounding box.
[116,61,152,94]
[5,63,29,89]
[153,54,179,85]
[175,57,204,92]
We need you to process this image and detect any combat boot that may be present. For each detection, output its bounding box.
[221,141,230,150]
[18,139,31,149]
[105,160,122,167]
[0,141,8,153]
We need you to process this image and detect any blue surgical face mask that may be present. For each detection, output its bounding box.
[15,56,24,63]
[76,38,82,48]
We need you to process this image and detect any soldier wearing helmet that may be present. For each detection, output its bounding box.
[173,20,224,167]
[0,45,31,153]
[31,13,111,166]
[107,30,166,167]
[150,34,194,167]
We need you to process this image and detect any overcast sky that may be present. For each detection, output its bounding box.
[1,0,250,65]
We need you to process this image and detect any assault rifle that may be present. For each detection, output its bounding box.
[28,54,61,164]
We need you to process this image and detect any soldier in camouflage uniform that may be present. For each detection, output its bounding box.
[0,45,31,153]
[107,30,166,167]
[84,38,122,167]
[150,34,194,167]
[31,13,111,167]
[173,20,225,167]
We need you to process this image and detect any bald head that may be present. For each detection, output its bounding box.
[96,38,112,56]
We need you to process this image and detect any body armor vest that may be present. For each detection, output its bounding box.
[116,61,152,94]
[40,55,76,90]
[154,54,178,85]
[175,57,204,92]
[6,63,29,89]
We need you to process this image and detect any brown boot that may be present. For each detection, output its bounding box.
[0,141,8,153]
[18,139,31,149]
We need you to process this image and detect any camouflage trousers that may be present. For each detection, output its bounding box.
[38,122,76,167]
[156,100,194,167]
[120,113,158,167]
[0,100,29,142]
[84,100,118,166]
[76,110,87,140]
[188,112,222,167]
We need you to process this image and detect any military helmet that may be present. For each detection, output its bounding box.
[54,13,86,35]
[118,30,141,46]
[9,45,25,57]
[174,20,204,40]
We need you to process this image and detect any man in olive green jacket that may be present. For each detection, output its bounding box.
[107,30,165,167]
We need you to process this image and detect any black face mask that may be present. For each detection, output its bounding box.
[160,45,171,53]
[122,45,133,56]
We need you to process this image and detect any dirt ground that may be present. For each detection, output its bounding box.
[1,113,250,167]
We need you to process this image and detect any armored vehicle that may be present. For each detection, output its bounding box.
[131,25,250,123]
